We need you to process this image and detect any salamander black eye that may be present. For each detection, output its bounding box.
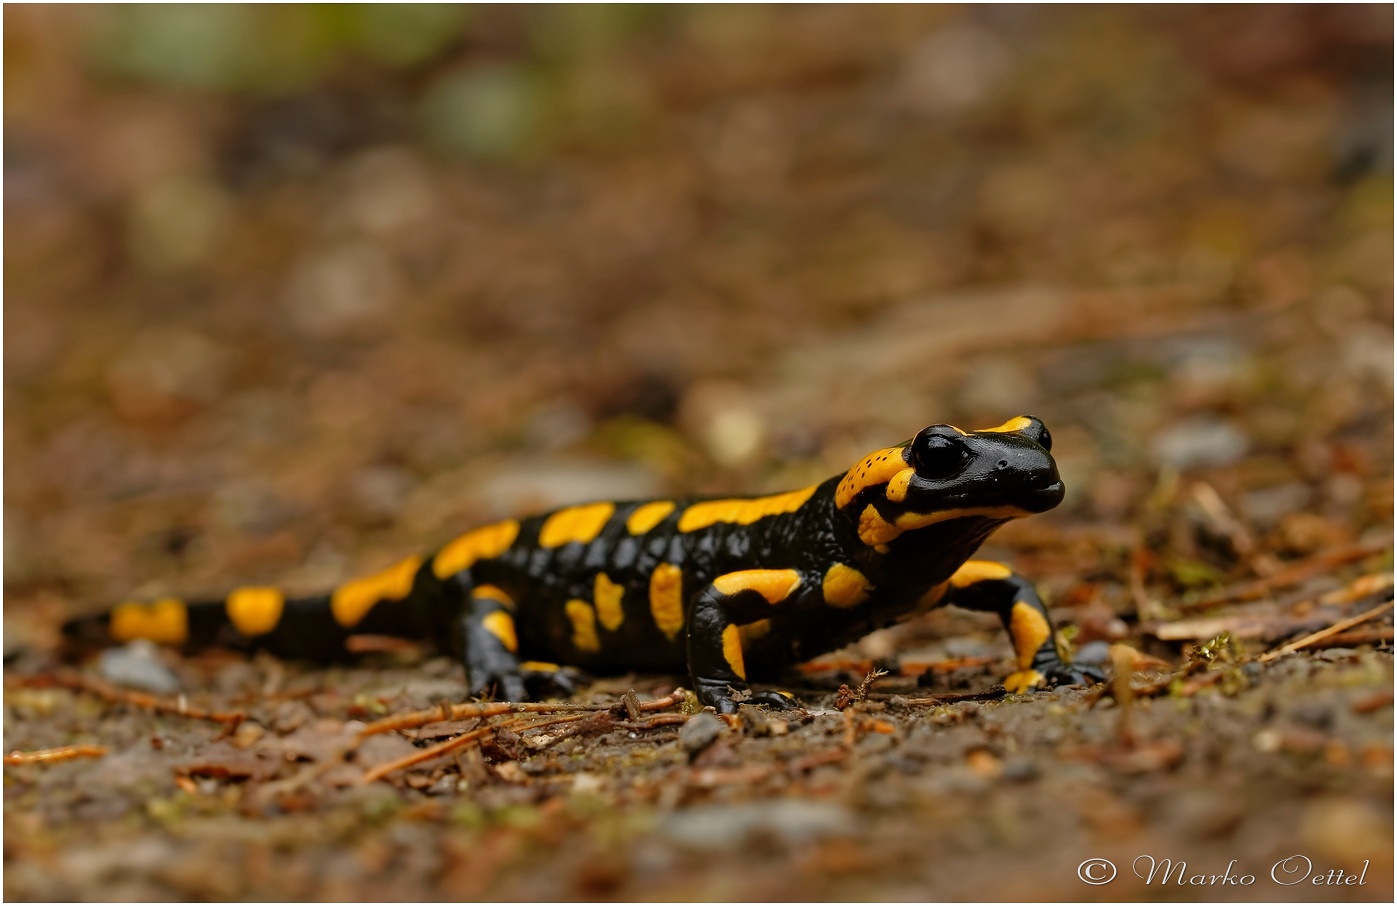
[1036,425,1052,452]
[911,429,968,479]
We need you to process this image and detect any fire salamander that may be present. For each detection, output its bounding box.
[65,416,1105,713]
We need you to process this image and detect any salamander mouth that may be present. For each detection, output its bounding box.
[936,479,1065,515]
[1020,480,1066,511]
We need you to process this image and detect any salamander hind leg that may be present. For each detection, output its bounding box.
[944,560,1107,693]
[453,583,528,702]
[518,661,589,699]
[688,570,807,714]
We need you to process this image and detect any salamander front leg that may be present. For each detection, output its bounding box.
[453,583,528,702]
[688,569,805,714]
[944,560,1106,692]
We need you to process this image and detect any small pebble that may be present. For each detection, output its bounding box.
[660,801,854,852]
[1153,416,1249,470]
[1001,757,1040,782]
[1289,700,1335,729]
[1074,640,1112,667]
[98,641,181,694]
[678,712,724,756]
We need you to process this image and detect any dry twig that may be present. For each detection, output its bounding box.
[1178,539,1391,613]
[360,688,688,782]
[359,698,611,738]
[362,726,496,783]
[4,744,108,766]
[1256,597,1394,664]
[895,688,1007,707]
[12,672,245,726]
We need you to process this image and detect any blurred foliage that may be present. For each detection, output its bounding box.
[89,5,471,93]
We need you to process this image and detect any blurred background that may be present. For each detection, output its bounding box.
[5,4,1392,631]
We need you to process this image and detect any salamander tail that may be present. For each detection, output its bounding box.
[61,592,362,663]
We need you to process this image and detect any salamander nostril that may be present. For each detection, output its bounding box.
[997,459,1009,469]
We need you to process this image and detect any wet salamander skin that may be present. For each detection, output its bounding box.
[67,416,1105,713]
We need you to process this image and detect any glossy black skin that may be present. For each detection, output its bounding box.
[67,418,1105,712]
[415,417,1097,707]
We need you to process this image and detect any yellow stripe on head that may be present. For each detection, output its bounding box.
[979,416,1033,434]
[677,486,817,533]
[110,598,189,645]
[857,503,1033,547]
[226,587,284,637]
[539,503,615,549]
[330,555,422,628]
[835,448,910,509]
[433,520,519,580]
[883,468,916,503]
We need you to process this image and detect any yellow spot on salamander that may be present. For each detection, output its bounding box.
[857,504,900,548]
[713,569,802,604]
[649,563,685,639]
[858,503,1034,547]
[915,581,950,615]
[110,598,188,645]
[822,564,871,608]
[979,416,1033,434]
[226,586,284,637]
[539,503,616,549]
[471,585,515,608]
[950,560,1013,588]
[481,611,518,653]
[721,624,746,680]
[626,501,675,535]
[883,468,916,503]
[1009,600,1052,668]
[433,520,519,580]
[593,573,625,632]
[678,486,817,533]
[330,556,422,628]
[520,660,561,673]
[1003,669,1047,693]
[739,619,773,644]
[566,599,600,653]
[835,447,910,509]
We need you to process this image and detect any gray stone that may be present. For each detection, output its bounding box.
[660,800,856,852]
[98,641,181,694]
[678,712,725,755]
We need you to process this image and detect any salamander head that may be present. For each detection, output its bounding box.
[834,416,1063,548]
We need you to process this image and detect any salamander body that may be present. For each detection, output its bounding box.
[66,416,1104,711]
